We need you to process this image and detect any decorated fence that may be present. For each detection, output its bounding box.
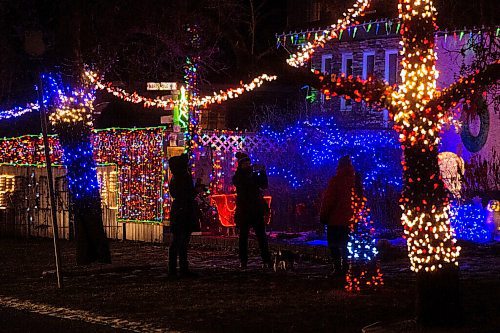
[0,164,119,239]
[0,124,403,235]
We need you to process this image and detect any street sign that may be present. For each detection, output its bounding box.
[147,82,178,91]
[161,115,173,124]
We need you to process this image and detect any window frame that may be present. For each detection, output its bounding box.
[340,53,354,111]
[321,53,333,74]
[362,51,376,80]
[385,49,399,85]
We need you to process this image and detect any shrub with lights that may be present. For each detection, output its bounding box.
[450,204,491,243]
[252,117,402,230]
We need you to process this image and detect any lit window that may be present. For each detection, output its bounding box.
[385,50,398,85]
[341,53,353,111]
[362,51,375,80]
[321,54,333,74]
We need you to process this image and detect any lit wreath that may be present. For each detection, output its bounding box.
[460,97,490,153]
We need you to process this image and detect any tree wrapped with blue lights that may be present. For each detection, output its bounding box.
[44,73,110,264]
[346,191,383,292]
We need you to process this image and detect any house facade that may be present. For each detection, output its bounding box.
[278,19,499,164]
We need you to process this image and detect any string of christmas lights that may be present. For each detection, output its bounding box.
[84,69,277,110]
[256,118,402,191]
[0,127,169,223]
[195,74,278,107]
[346,190,384,292]
[93,128,169,222]
[279,19,498,47]
[0,103,40,120]
[286,0,371,67]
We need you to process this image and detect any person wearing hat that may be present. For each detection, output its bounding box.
[232,152,272,269]
[168,153,197,278]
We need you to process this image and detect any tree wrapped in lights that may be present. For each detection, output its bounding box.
[286,0,499,325]
[45,74,110,265]
[346,190,383,292]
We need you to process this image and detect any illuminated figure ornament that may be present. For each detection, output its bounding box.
[486,200,500,240]
[438,152,464,198]
[210,194,272,227]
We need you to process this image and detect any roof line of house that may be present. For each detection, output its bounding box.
[276,17,499,44]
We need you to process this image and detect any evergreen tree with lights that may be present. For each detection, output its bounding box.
[345,190,383,292]
[286,0,499,325]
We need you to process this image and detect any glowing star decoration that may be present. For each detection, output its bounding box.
[438,152,464,198]
[286,0,371,67]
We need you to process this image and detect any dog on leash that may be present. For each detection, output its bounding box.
[272,249,296,272]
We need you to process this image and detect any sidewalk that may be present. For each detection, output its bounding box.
[0,238,499,332]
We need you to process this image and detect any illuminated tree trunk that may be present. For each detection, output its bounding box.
[47,74,111,265]
[396,0,461,325]
[57,129,111,265]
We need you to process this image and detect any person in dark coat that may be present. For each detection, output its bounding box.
[168,153,197,277]
[232,152,272,269]
[320,155,363,275]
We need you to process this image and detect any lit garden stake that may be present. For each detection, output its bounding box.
[37,79,63,289]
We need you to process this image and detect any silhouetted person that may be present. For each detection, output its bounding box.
[232,152,272,269]
[320,155,363,276]
[168,154,197,278]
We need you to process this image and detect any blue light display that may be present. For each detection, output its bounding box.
[60,140,100,199]
[348,212,379,261]
[41,73,99,200]
[254,117,402,191]
[0,103,39,120]
[450,204,491,243]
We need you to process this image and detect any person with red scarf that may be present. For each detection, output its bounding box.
[320,155,363,276]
